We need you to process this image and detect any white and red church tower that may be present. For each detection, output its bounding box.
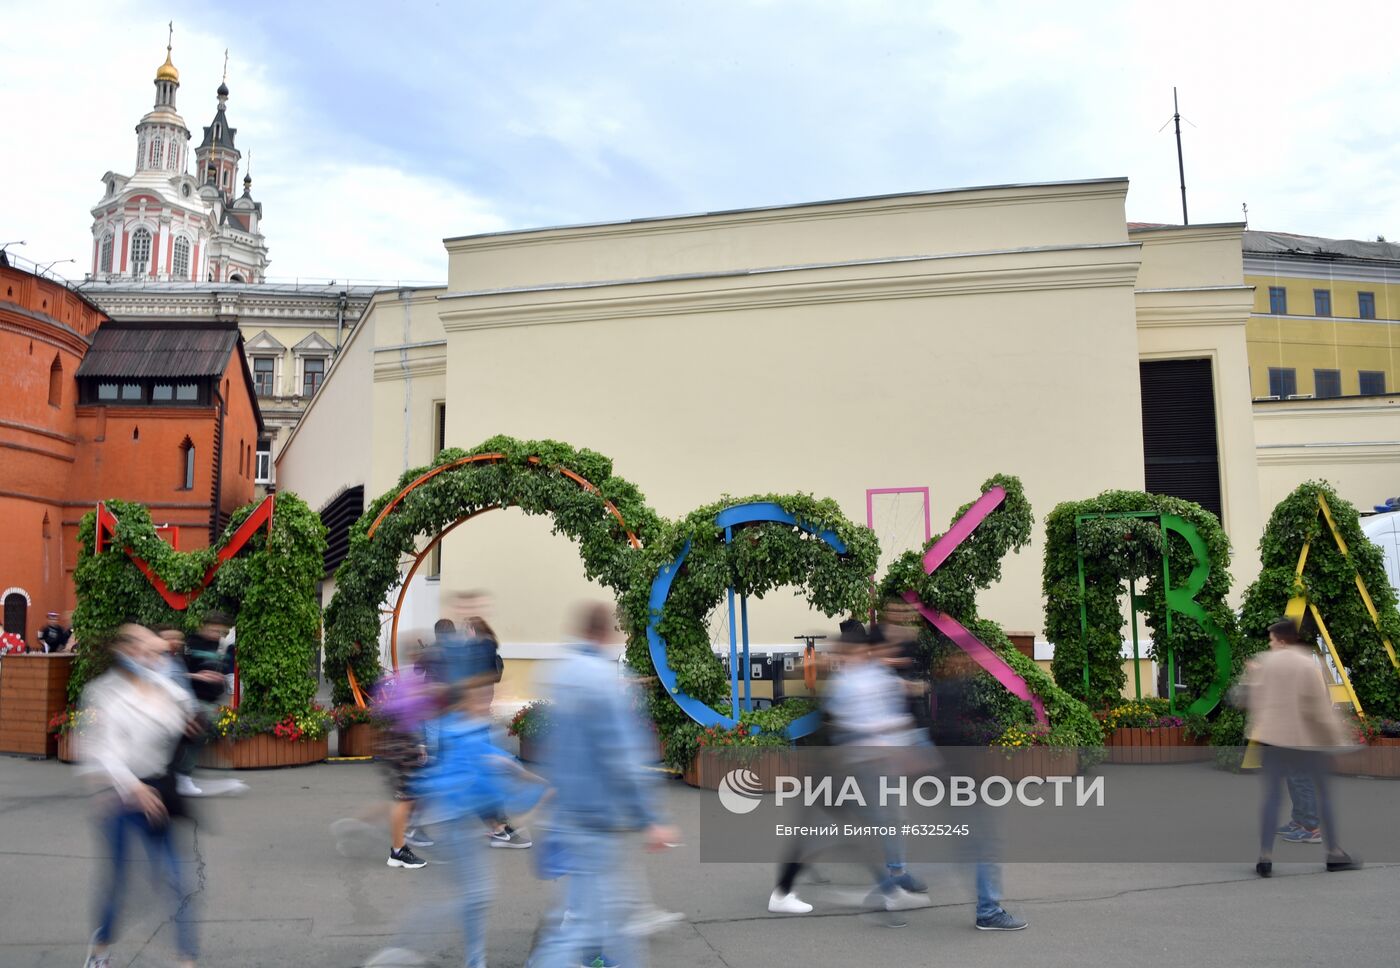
[90,35,269,283]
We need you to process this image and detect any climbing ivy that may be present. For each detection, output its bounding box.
[323,435,664,706]
[70,493,326,719]
[1240,481,1400,718]
[620,492,879,767]
[1042,490,1242,711]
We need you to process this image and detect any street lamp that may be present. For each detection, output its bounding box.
[37,258,75,278]
[0,240,26,253]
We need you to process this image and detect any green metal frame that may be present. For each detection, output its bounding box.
[1074,511,1231,715]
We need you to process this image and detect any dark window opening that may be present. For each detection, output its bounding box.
[1314,289,1332,317]
[48,354,62,407]
[1268,286,1287,314]
[302,357,325,397]
[2,592,26,638]
[1314,369,1341,399]
[1359,291,1377,319]
[253,357,275,396]
[180,439,195,490]
[1140,358,1223,523]
[1359,370,1387,395]
[1268,367,1297,398]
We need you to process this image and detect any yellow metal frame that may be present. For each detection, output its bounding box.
[1283,493,1400,717]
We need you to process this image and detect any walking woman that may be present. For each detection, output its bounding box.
[1245,619,1362,877]
[78,624,200,968]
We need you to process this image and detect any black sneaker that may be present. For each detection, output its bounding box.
[387,845,427,869]
[976,910,1028,931]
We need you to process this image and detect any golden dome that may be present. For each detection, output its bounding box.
[156,49,179,83]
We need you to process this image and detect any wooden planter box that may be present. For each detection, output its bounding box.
[56,731,77,763]
[1104,726,1211,764]
[1334,737,1400,779]
[0,654,73,757]
[995,747,1081,781]
[337,723,379,758]
[199,734,328,769]
[682,748,797,790]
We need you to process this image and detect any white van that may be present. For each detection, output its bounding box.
[1360,510,1400,597]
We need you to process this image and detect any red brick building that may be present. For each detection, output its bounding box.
[0,256,262,644]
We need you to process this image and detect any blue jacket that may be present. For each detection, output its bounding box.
[416,713,544,821]
[538,644,661,831]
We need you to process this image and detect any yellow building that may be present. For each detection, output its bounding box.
[1244,231,1400,399]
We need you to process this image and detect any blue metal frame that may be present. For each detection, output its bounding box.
[645,502,847,739]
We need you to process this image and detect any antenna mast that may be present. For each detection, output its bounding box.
[1173,87,1189,225]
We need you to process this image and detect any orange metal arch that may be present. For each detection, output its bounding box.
[351,455,642,705]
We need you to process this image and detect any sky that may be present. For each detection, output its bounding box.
[3,0,1400,285]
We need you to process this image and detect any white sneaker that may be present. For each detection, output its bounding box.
[199,778,249,797]
[176,774,203,797]
[626,905,686,935]
[880,886,931,912]
[768,890,813,914]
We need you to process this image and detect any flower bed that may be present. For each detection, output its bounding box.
[1334,723,1400,778]
[337,723,380,758]
[682,746,799,790]
[56,730,77,764]
[509,700,551,762]
[996,746,1081,781]
[201,703,331,769]
[1104,726,1210,764]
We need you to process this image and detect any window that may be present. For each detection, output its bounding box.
[97,382,118,401]
[48,355,61,407]
[172,237,190,279]
[119,383,141,402]
[1314,369,1341,399]
[255,439,271,484]
[175,383,198,401]
[1268,286,1287,314]
[253,357,275,396]
[1359,291,1377,319]
[153,383,173,402]
[130,228,152,275]
[148,135,163,168]
[1360,370,1387,395]
[99,233,113,273]
[302,357,325,397]
[1140,359,1224,524]
[1314,289,1332,317]
[168,144,180,170]
[180,438,196,490]
[1268,367,1297,398]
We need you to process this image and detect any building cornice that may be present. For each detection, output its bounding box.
[1245,256,1400,285]
[1134,287,1254,329]
[1256,442,1400,466]
[441,245,1143,332]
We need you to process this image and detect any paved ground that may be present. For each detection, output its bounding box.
[2,754,1398,968]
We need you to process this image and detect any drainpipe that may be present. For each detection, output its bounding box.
[335,290,348,354]
[211,385,226,544]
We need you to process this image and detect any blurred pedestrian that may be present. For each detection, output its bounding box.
[38,611,71,653]
[529,603,679,968]
[77,624,200,968]
[1244,619,1362,877]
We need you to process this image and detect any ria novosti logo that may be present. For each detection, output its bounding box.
[717,768,766,814]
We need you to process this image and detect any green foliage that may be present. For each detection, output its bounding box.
[70,494,327,724]
[508,700,552,739]
[877,475,1101,749]
[324,436,665,706]
[1042,491,1242,711]
[1240,481,1400,718]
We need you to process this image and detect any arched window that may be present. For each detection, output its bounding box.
[99,233,113,274]
[180,437,196,490]
[48,354,61,408]
[229,273,245,283]
[130,228,152,275]
[168,143,180,171]
[149,135,163,169]
[172,237,191,279]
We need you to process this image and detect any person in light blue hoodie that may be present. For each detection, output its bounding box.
[529,603,680,968]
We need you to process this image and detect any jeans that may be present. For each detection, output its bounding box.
[974,862,1003,920]
[445,816,493,968]
[94,805,197,960]
[1287,775,1320,828]
[1260,746,1338,855]
[530,827,640,968]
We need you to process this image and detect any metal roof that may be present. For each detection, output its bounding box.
[75,324,240,379]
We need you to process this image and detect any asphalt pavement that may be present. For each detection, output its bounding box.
[1,754,1397,968]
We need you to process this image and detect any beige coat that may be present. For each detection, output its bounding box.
[1242,646,1351,749]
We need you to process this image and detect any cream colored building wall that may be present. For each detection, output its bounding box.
[272,310,374,515]
[1132,224,1263,596]
[1254,395,1400,513]
[444,179,1132,291]
[438,181,1149,648]
[367,289,449,497]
